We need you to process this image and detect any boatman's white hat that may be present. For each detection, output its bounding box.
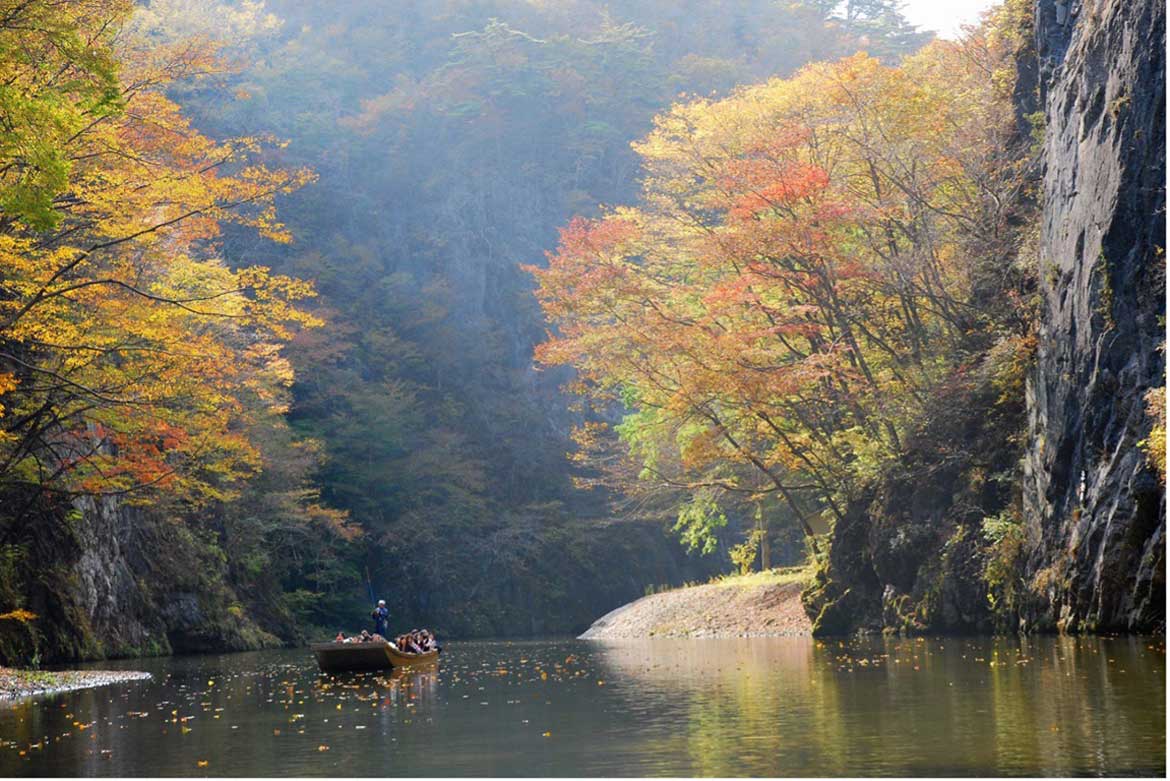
[378,599,386,605]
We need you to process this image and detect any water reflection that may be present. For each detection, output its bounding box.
[0,636,1163,776]
[592,636,1165,776]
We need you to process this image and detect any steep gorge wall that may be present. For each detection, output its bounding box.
[1022,0,1165,632]
[0,497,288,666]
[804,0,1165,636]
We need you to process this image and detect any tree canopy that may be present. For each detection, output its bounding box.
[530,18,1032,553]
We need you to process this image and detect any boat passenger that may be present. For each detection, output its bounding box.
[334,631,346,643]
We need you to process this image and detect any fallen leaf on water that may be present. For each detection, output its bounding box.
[318,745,330,752]
[197,760,209,768]
[542,731,551,737]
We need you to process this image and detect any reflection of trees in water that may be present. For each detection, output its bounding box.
[593,639,814,775]
[592,636,1165,776]
[1,642,1163,776]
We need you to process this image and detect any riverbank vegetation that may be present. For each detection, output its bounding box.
[531,2,1040,620]
[1,0,1162,661]
[535,0,1164,635]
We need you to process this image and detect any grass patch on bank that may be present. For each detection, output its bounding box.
[643,565,812,596]
[708,565,812,589]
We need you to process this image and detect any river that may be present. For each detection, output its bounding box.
[0,636,1163,776]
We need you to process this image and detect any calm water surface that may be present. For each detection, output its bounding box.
[0,636,1164,776]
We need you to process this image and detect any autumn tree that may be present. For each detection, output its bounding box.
[0,0,321,511]
[530,27,1028,555]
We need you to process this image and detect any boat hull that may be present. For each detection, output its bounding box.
[310,641,438,672]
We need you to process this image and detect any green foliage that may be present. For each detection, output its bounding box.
[673,492,729,556]
[728,534,761,576]
[0,0,127,230]
[981,511,1025,615]
[0,0,943,658]
[984,334,1038,407]
[800,0,934,61]
[183,0,927,632]
[1027,110,1047,152]
[0,545,26,614]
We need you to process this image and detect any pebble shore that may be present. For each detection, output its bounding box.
[580,577,812,639]
[0,668,151,702]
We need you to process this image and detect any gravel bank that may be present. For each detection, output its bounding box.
[580,575,812,639]
[0,668,151,702]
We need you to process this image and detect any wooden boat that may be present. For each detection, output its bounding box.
[310,640,439,672]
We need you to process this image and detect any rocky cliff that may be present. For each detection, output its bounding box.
[0,496,289,665]
[1022,0,1165,633]
[804,0,1165,636]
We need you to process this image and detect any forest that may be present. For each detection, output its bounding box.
[0,0,1162,664]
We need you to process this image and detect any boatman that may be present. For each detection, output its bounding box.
[371,599,390,638]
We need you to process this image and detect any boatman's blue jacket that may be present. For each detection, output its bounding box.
[372,605,390,635]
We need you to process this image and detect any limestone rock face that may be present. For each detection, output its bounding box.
[0,495,286,665]
[1022,0,1165,632]
[70,496,159,655]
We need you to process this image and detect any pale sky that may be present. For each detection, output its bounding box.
[901,0,1001,39]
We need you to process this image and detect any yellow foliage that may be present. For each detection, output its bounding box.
[0,0,319,505]
[0,609,38,623]
[1141,386,1166,481]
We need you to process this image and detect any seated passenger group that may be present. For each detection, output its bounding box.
[393,629,438,654]
[332,627,438,654]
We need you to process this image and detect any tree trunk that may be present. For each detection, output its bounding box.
[756,507,770,571]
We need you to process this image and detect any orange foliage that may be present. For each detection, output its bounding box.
[529,39,1024,534]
